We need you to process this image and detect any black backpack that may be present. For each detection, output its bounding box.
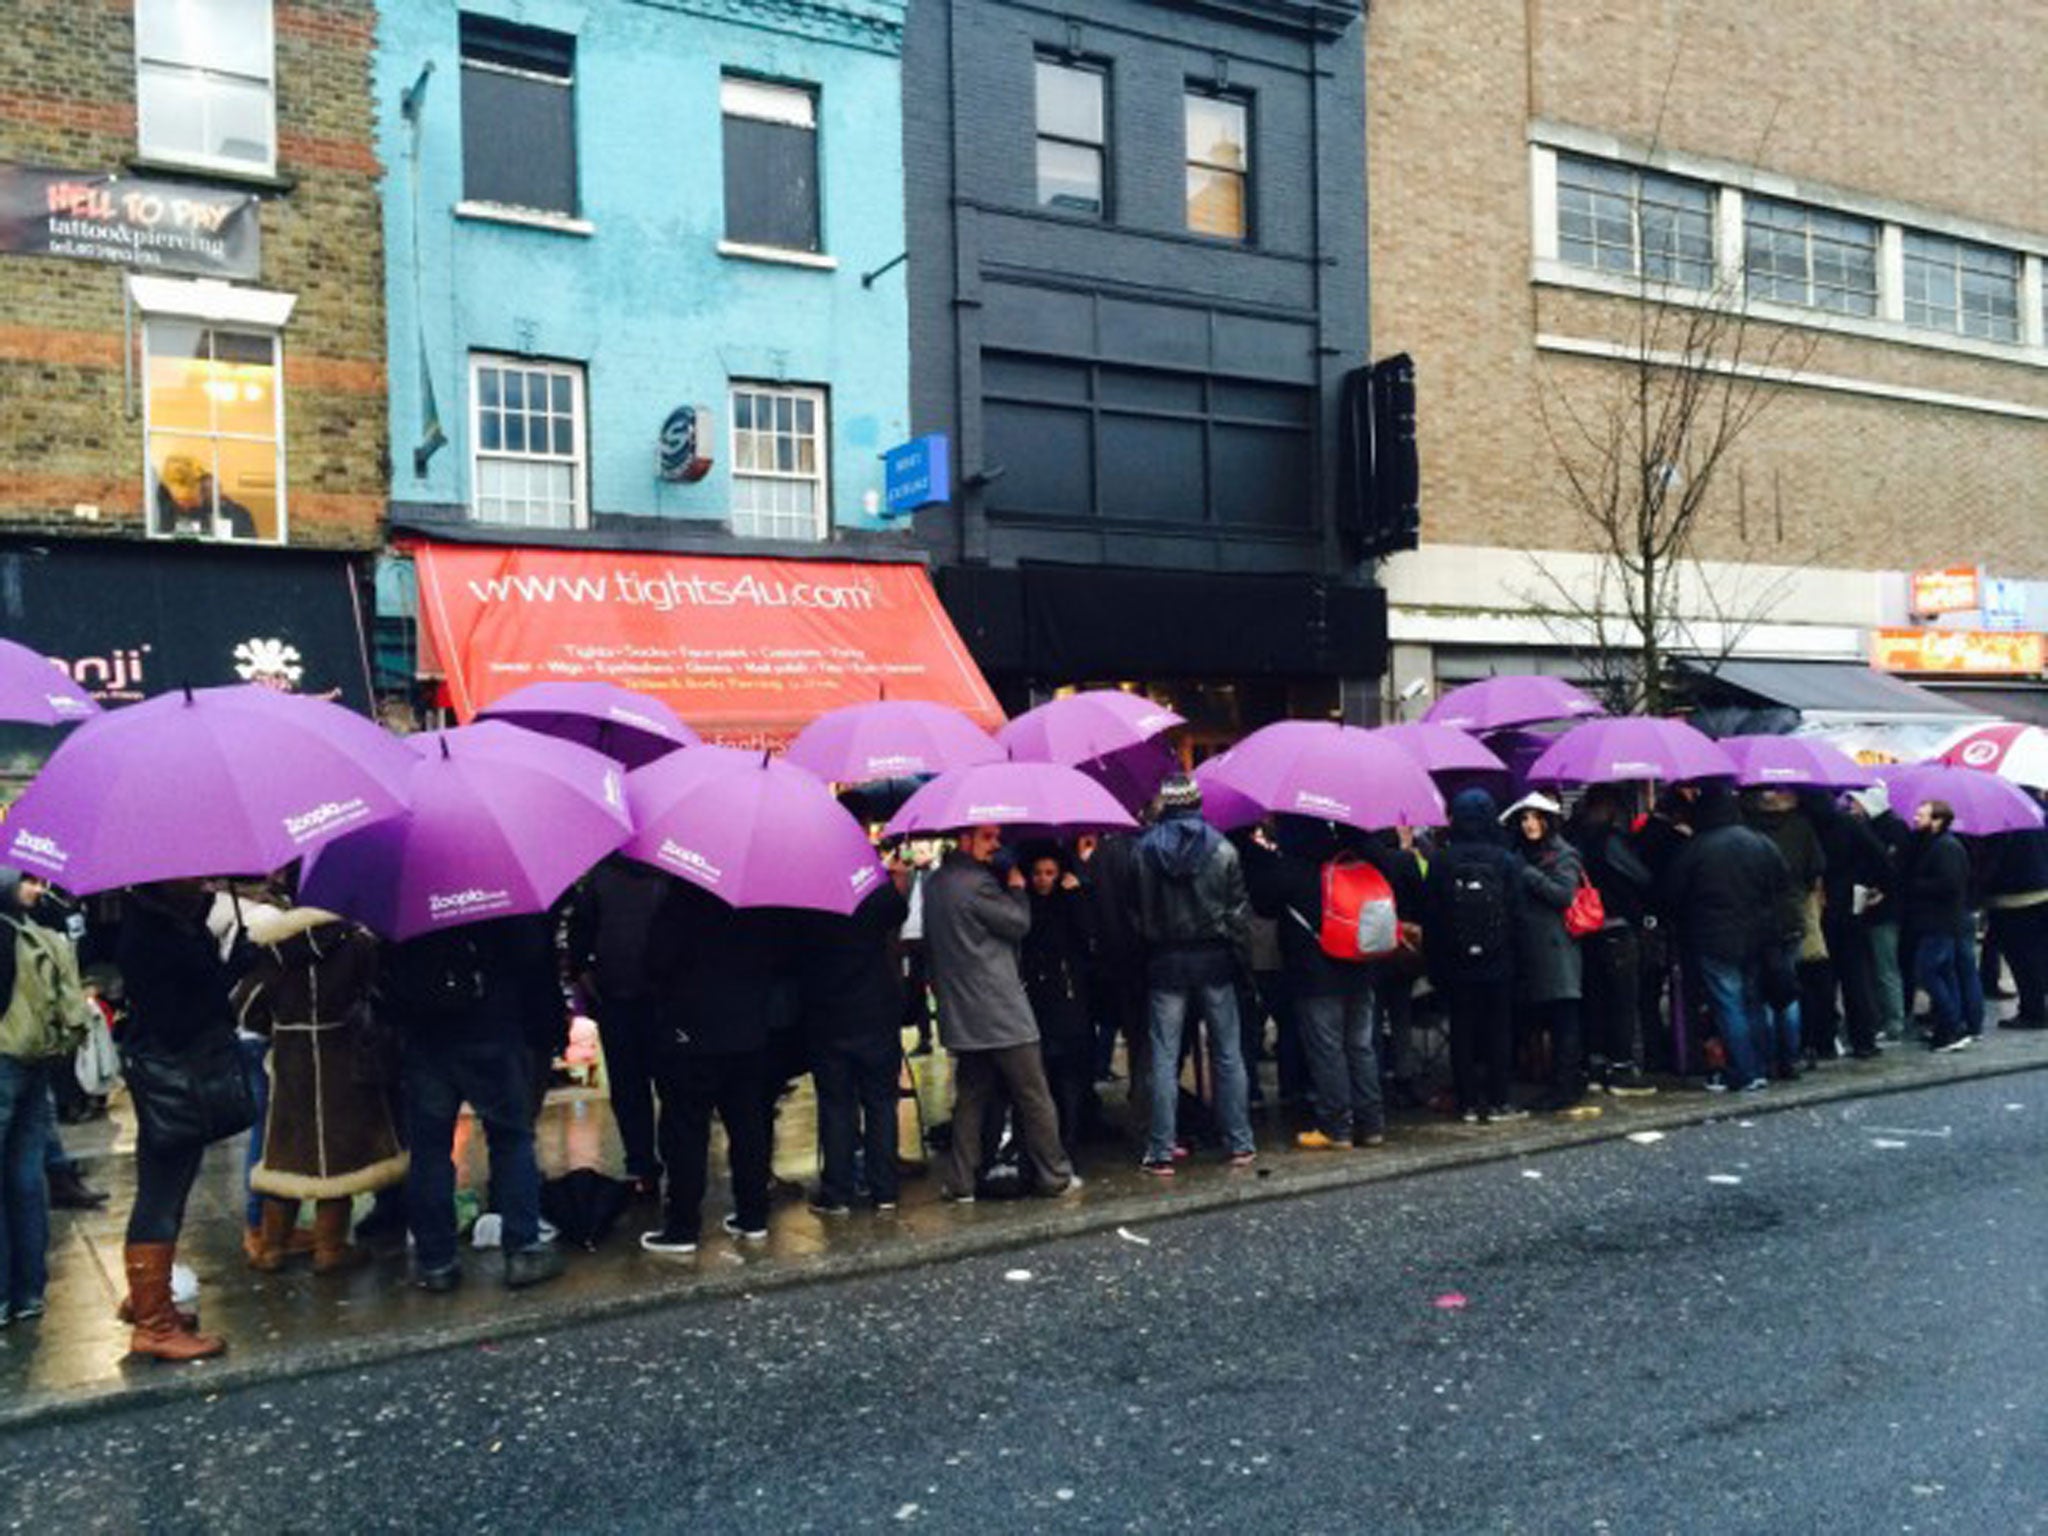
[1446,859,1510,963]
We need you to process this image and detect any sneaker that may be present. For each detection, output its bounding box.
[874,1200,899,1213]
[1170,1144,1192,1162]
[12,1298,44,1321]
[940,1186,977,1204]
[1295,1129,1347,1151]
[806,1195,854,1218]
[639,1228,699,1255]
[1739,1077,1770,1093]
[721,1215,770,1242]
[1141,1158,1176,1178]
[414,1261,462,1294]
[1607,1069,1658,1098]
[1704,1074,1729,1093]
[1228,1149,1258,1168]
[1935,1034,1972,1054]
[1046,1174,1085,1199]
[1488,1105,1529,1123]
[1459,1109,1481,1126]
[504,1243,565,1290]
[1353,1133,1386,1148]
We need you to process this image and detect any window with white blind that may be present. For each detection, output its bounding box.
[470,355,586,529]
[730,384,828,541]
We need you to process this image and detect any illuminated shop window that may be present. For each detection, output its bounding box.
[144,320,282,542]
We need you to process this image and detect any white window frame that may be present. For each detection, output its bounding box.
[134,0,278,177]
[1554,151,1716,290]
[728,382,829,542]
[1901,230,2022,344]
[140,318,287,546]
[469,353,588,530]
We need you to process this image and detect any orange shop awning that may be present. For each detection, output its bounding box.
[410,542,1003,747]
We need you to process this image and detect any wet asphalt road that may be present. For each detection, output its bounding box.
[3,1070,2045,1536]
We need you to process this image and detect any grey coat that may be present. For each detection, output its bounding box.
[923,851,1039,1052]
[1514,837,1585,1004]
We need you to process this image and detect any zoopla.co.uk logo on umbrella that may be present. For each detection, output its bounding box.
[429,887,512,919]
[283,799,371,844]
[8,829,68,872]
[659,839,722,884]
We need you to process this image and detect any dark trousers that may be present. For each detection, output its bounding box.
[945,1043,1072,1197]
[595,994,661,1179]
[1092,970,1151,1139]
[812,1032,900,1207]
[1523,997,1585,1104]
[1581,927,1643,1072]
[1041,1044,1093,1165]
[126,1135,208,1246]
[403,1032,542,1271]
[1445,977,1513,1114]
[656,1047,771,1239]
[1826,910,1881,1054]
[1989,905,2048,1022]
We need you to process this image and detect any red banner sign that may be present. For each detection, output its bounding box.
[411,543,1002,746]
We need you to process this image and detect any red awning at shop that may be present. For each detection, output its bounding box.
[408,541,1002,747]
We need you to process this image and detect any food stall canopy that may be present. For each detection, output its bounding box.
[409,541,1002,748]
[1697,659,1987,726]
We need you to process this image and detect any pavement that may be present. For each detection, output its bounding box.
[4,1015,2047,1434]
[2,1066,2043,1532]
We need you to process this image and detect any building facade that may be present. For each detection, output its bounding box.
[1367,0,2048,733]
[0,0,389,715]
[904,0,1384,743]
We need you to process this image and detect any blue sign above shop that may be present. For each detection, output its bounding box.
[882,433,950,516]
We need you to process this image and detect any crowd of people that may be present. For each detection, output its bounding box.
[0,763,2042,1366]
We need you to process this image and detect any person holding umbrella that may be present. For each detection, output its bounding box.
[1502,794,1591,1114]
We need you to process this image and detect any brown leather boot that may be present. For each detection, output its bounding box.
[116,1295,198,1329]
[311,1199,368,1275]
[244,1198,299,1272]
[124,1243,224,1362]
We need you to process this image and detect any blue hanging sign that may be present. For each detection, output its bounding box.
[657,405,713,483]
[882,433,950,516]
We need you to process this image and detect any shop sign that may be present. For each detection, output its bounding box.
[1909,565,1981,616]
[1981,577,2028,631]
[0,163,260,279]
[882,434,950,516]
[656,405,713,483]
[1871,627,2046,676]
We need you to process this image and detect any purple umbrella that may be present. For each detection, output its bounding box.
[478,680,701,768]
[784,700,1003,783]
[1876,763,2045,837]
[1375,722,1509,777]
[4,686,417,894]
[626,746,886,913]
[1203,721,1446,831]
[1720,735,1876,790]
[997,690,1184,766]
[0,639,99,726]
[1526,717,1736,787]
[1192,755,1267,833]
[1079,737,1180,814]
[1423,675,1606,733]
[299,722,631,940]
[885,761,1139,838]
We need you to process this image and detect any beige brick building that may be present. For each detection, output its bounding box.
[1367,0,2048,725]
[0,0,386,708]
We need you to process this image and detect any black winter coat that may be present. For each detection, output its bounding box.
[1241,826,1374,999]
[384,913,564,1059]
[647,881,780,1056]
[1659,791,1793,964]
[118,889,248,1054]
[1423,790,1527,990]
[1901,830,1971,933]
[795,882,910,1048]
[1021,886,1095,1054]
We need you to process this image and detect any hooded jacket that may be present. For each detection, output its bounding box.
[1423,788,1527,989]
[1132,810,1252,986]
[1659,788,1793,963]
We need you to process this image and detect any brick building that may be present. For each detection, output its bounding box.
[1367,1,2048,732]
[0,0,387,712]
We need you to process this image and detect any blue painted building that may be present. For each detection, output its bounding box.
[376,0,912,548]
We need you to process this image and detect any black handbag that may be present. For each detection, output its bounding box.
[122,1027,258,1150]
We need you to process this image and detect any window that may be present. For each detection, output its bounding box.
[1903,231,2020,342]
[722,78,820,253]
[1035,58,1106,217]
[1556,154,1715,287]
[460,15,578,216]
[135,0,276,173]
[144,321,282,543]
[730,384,828,540]
[471,355,585,528]
[1744,196,1878,315]
[1184,91,1250,241]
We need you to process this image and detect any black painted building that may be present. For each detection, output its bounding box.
[904,0,1385,744]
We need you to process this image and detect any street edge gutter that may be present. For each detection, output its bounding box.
[4,1045,2039,1433]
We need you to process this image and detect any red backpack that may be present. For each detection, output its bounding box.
[1315,857,1401,962]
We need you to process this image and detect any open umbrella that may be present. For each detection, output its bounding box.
[885,761,1139,838]
[1191,754,1267,833]
[478,680,700,768]
[1718,734,1875,790]
[0,639,99,726]
[625,746,886,913]
[784,699,1002,783]
[1876,763,2045,837]
[1202,721,1446,831]
[1375,722,1509,777]
[4,686,417,893]
[1079,737,1181,814]
[997,690,1184,765]
[1526,717,1736,787]
[298,722,632,940]
[1932,722,2048,791]
[1423,675,1606,733]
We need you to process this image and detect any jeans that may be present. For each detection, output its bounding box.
[1444,976,1513,1113]
[238,1033,269,1228]
[595,995,661,1180]
[1915,931,1966,1040]
[655,1047,771,1239]
[1697,954,1766,1088]
[1868,921,1905,1038]
[1146,983,1253,1161]
[1958,919,1986,1034]
[1295,990,1384,1139]
[0,1059,53,1309]
[402,1032,542,1272]
[813,1032,900,1207]
[1763,940,1802,1071]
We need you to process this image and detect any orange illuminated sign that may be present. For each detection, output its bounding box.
[1910,565,1981,615]
[1871,627,2045,676]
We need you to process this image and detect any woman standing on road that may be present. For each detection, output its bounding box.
[1504,794,1590,1114]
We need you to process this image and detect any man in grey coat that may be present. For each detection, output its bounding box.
[923,825,1081,1203]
